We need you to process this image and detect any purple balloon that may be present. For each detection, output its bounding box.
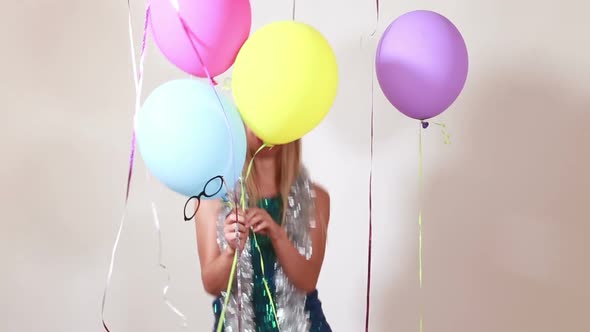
[375,10,468,120]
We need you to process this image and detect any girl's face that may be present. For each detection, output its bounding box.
[246,127,280,158]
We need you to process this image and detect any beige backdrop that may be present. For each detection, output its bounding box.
[1,0,589,331]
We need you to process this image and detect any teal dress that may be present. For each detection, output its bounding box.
[213,196,331,331]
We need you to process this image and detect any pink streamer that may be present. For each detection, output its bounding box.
[365,1,380,331]
[171,2,242,326]
[173,8,239,200]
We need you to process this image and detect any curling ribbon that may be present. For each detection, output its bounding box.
[365,73,374,332]
[139,6,188,325]
[370,0,379,36]
[167,1,242,220]
[147,170,188,327]
[216,145,281,332]
[291,0,296,20]
[236,217,244,332]
[432,122,452,145]
[217,249,241,332]
[243,145,281,331]
[364,1,379,331]
[168,4,248,330]
[417,120,451,332]
[419,123,425,332]
[172,4,239,200]
[101,1,149,331]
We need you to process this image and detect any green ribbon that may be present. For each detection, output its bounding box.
[217,144,281,332]
[419,121,451,332]
[419,124,424,332]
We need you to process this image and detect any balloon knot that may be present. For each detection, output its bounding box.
[421,121,430,129]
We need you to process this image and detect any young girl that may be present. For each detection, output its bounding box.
[194,128,332,331]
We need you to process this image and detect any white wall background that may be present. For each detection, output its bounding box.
[1,0,589,331]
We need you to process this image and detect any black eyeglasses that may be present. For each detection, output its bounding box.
[183,175,225,221]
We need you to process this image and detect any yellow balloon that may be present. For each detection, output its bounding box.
[231,21,339,145]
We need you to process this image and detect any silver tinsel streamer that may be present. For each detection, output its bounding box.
[274,168,315,331]
[216,167,316,332]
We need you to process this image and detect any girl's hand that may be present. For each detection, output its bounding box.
[246,208,285,241]
[224,209,248,253]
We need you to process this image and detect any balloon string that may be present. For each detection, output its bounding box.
[174,8,243,327]
[146,170,188,327]
[243,145,281,332]
[101,2,149,331]
[432,122,452,145]
[237,227,243,332]
[419,124,424,288]
[215,185,242,332]
[174,10,240,202]
[416,120,449,332]
[364,1,379,330]
[152,206,189,324]
[419,123,424,332]
[175,15,216,85]
[241,144,269,207]
[217,145,281,332]
[365,63,375,332]
[359,0,380,47]
[251,234,280,330]
[291,0,296,20]
[217,250,240,332]
[101,213,126,332]
[370,0,380,36]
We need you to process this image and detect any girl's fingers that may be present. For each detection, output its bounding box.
[245,209,256,219]
[224,224,246,236]
[225,230,248,249]
[252,219,268,233]
[248,215,263,229]
[246,209,266,223]
[225,214,236,225]
[225,210,246,225]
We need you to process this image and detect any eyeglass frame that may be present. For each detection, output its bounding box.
[183,175,227,221]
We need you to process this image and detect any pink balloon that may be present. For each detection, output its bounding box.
[149,0,252,78]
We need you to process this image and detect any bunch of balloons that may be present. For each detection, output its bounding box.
[135,1,468,199]
[135,0,339,197]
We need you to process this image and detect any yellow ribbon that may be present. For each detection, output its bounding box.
[432,122,451,145]
[419,124,424,332]
[216,250,239,332]
[419,121,451,332]
[217,144,281,332]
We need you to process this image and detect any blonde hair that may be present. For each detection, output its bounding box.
[244,140,301,221]
[244,139,328,239]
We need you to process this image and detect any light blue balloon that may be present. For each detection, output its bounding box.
[136,79,246,197]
